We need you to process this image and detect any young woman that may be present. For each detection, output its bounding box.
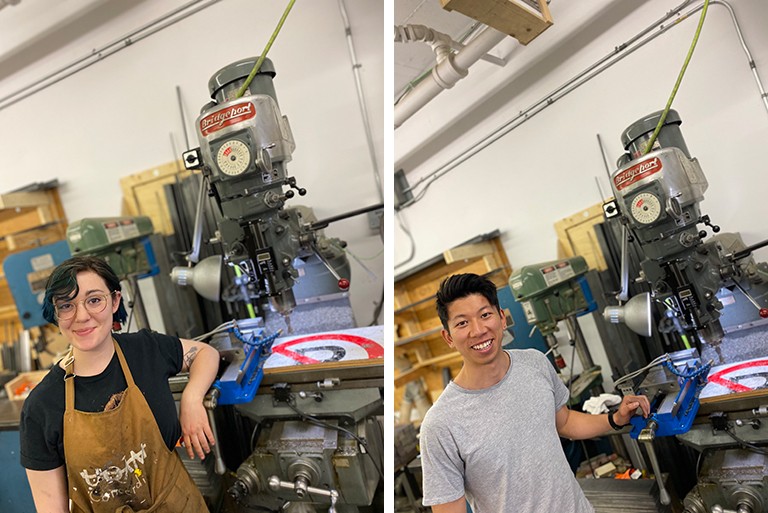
[20,256,220,512]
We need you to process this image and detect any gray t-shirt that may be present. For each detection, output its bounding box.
[420,349,594,513]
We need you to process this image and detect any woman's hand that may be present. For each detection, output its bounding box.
[178,338,220,459]
[179,394,215,459]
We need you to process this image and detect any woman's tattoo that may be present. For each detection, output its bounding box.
[184,347,198,369]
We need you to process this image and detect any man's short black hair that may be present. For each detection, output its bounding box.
[436,273,500,330]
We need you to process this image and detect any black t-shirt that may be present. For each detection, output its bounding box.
[19,329,183,471]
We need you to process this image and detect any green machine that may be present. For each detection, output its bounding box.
[509,256,601,399]
[509,256,592,335]
[66,216,157,278]
[66,216,158,330]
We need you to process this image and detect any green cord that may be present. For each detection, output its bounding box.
[643,0,710,155]
[236,0,297,99]
[680,333,692,350]
[233,265,257,319]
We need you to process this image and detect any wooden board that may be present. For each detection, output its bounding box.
[443,241,495,264]
[0,191,50,209]
[0,206,55,239]
[119,161,191,236]
[5,370,49,402]
[440,0,553,45]
[395,352,463,388]
[554,202,609,271]
[5,223,67,252]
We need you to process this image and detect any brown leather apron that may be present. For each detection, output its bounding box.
[63,340,208,512]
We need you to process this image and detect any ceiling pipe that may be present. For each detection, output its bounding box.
[395,24,455,63]
[0,0,220,112]
[394,26,507,128]
[397,0,768,209]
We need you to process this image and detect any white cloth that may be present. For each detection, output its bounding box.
[582,393,622,414]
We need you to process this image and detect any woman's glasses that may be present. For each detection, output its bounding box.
[55,292,116,320]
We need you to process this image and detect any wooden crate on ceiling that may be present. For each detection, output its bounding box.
[554,202,609,272]
[440,0,553,45]
[120,161,191,236]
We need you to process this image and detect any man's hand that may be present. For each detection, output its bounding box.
[613,394,651,426]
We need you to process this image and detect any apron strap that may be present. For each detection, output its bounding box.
[63,349,75,412]
[63,339,136,412]
[112,338,137,388]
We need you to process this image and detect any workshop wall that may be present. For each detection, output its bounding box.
[395,0,768,374]
[0,0,384,326]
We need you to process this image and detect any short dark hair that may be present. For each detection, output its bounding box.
[42,256,127,326]
[436,273,500,330]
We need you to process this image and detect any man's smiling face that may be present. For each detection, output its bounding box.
[441,293,506,368]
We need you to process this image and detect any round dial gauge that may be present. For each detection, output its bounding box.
[216,139,251,176]
[630,192,662,225]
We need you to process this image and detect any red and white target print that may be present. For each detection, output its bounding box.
[701,358,768,399]
[264,326,384,369]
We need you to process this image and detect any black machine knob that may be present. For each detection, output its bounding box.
[286,177,307,196]
[228,480,248,502]
[699,215,721,233]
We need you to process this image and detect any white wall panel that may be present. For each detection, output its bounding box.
[0,0,384,326]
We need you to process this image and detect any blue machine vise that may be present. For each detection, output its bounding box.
[629,357,711,439]
[214,326,281,405]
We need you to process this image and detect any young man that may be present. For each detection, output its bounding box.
[420,273,650,513]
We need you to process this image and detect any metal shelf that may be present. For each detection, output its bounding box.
[394,326,442,347]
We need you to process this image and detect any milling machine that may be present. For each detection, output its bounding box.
[169,57,383,513]
[176,56,351,327]
[603,109,768,352]
[601,110,768,512]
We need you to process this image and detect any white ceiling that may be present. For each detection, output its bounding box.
[394,0,547,101]
[394,0,477,99]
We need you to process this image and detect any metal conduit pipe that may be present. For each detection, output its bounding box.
[0,0,221,112]
[399,0,768,208]
[338,0,383,202]
[715,0,768,111]
[399,0,694,200]
[394,26,507,128]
